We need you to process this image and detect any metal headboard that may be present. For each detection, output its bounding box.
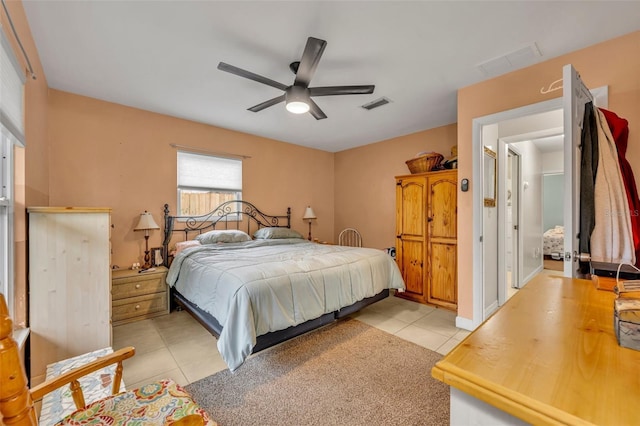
[162,200,291,266]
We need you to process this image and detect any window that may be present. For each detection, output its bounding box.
[1,26,26,317]
[0,135,13,313]
[177,151,242,217]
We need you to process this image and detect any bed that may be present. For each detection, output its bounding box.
[543,225,564,258]
[162,201,405,371]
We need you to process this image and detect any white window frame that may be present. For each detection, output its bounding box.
[177,151,243,218]
[1,24,25,318]
[0,135,14,315]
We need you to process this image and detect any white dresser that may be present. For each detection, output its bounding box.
[28,207,112,385]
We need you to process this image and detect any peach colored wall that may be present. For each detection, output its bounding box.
[334,124,457,249]
[47,90,334,268]
[457,31,640,321]
[2,0,49,326]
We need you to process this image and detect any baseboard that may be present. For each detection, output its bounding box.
[484,300,499,319]
[523,264,543,286]
[455,315,479,331]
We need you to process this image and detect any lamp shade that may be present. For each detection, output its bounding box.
[134,211,160,231]
[303,206,317,220]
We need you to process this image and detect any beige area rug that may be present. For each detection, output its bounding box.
[185,318,449,426]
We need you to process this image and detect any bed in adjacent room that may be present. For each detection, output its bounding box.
[162,201,405,371]
[543,225,564,259]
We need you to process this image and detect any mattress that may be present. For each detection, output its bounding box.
[543,226,564,256]
[166,238,405,371]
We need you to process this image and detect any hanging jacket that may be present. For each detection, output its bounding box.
[600,107,640,266]
[590,108,635,265]
[579,102,598,257]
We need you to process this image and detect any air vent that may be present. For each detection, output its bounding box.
[476,42,542,77]
[361,97,391,110]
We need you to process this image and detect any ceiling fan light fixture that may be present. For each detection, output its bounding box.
[219,37,373,120]
[285,85,310,114]
[285,101,310,114]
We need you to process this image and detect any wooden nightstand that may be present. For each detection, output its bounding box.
[111,266,169,326]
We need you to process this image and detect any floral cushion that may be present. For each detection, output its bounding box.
[40,347,126,426]
[55,379,216,425]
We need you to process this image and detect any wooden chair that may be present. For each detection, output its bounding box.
[0,294,213,425]
[338,228,362,247]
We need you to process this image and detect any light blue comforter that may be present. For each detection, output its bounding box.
[166,239,405,371]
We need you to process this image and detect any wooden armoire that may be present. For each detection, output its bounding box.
[395,170,457,310]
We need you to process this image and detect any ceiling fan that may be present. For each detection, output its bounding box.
[217,37,375,120]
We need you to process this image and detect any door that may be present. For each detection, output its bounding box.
[562,64,593,277]
[506,149,520,290]
[427,171,458,308]
[396,176,426,301]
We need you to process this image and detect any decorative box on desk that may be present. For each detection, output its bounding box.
[614,280,640,351]
[614,297,640,351]
[111,266,169,326]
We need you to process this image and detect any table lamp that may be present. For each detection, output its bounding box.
[303,206,317,241]
[134,211,160,269]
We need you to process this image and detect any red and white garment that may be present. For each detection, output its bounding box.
[590,108,635,265]
[600,108,640,266]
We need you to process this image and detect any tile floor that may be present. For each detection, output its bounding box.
[112,292,470,390]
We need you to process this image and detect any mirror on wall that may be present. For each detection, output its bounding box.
[483,147,497,207]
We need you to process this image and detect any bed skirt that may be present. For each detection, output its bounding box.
[172,288,390,355]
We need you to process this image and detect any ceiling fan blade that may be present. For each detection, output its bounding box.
[293,37,327,87]
[247,94,286,112]
[218,62,288,91]
[309,85,375,97]
[308,99,327,120]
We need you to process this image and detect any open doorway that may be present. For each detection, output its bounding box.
[472,84,608,322]
[481,107,563,317]
[542,171,565,272]
[499,117,563,304]
[466,67,609,329]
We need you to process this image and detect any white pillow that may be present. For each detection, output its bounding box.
[253,227,304,240]
[174,240,201,255]
[195,229,252,244]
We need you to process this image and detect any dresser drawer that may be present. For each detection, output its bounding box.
[112,292,168,324]
[111,266,169,326]
[112,273,166,300]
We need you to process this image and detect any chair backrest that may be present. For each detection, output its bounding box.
[0,294,204,425]
[0,293,38,425]
[338,228,362,247]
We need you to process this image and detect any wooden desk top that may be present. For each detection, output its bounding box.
[432,273,640,425]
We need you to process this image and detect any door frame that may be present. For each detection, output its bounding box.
[470,97,561,329]
[466,85,608,329]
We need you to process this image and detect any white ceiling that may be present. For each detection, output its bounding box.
[22,1,640,153]
[531,134,564,153]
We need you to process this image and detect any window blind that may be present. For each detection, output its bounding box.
[0,26,25,146]
[177,151,242,191]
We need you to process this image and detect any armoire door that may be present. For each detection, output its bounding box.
[395,176,427,302]
[427,171,458,309]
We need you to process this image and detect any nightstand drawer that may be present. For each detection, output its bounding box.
[112,273,166,300]
[111,266,169,326]
[112,292,168,324]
